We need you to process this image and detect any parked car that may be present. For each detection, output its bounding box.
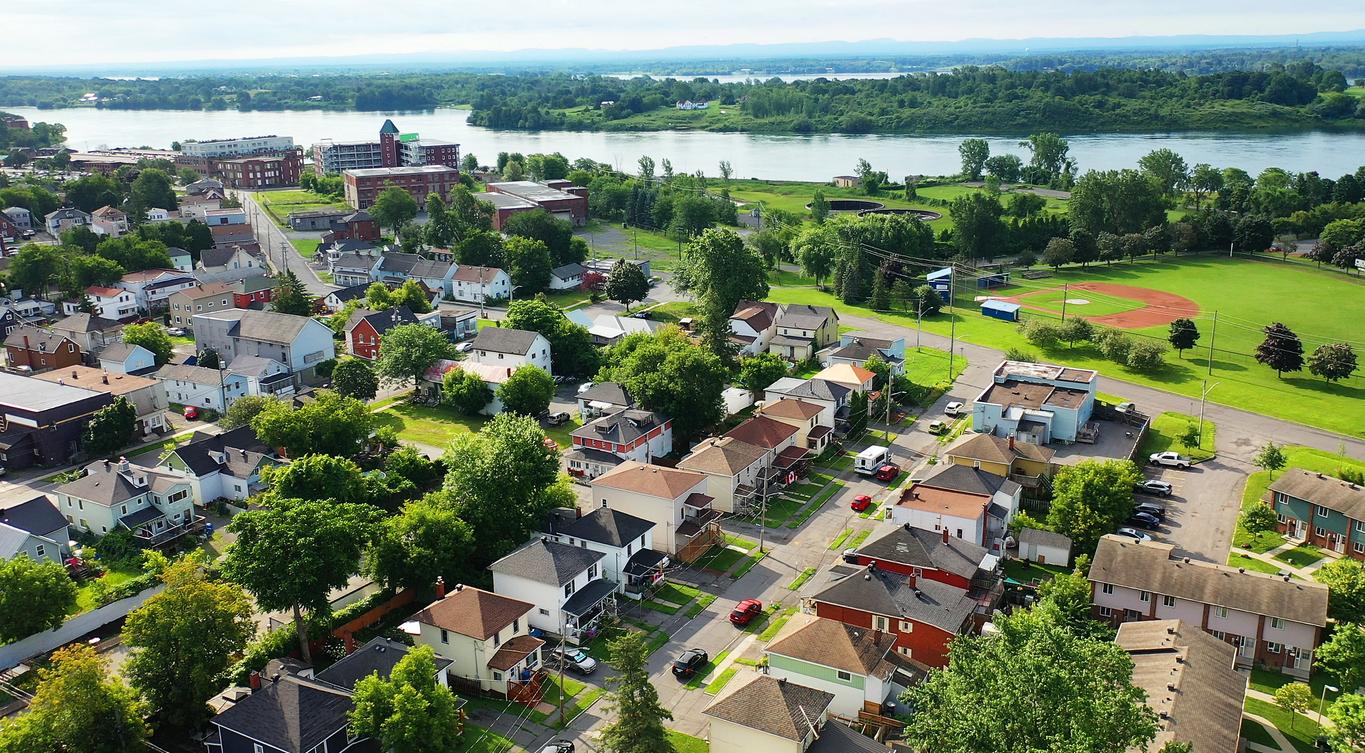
[549,646,598,675]
[1114,402,1137,415]
[1135,479,1173,496]
[577,381,595,395]
[455,342,473,353]
[1135,502,1168,520]
[166,327,186,336]
[540,741,574,753]
[850,494,873,512]
[729,599,763,626]
[944,401,965,416]
[875,464,900,482]
[1127,511,1162,530]
[672,648,709,678]
[927,420,947,435]
[632,311,652,319]
[842,547,860,564]
[1116,527,1153,542]
[182,405,200,420]
[1149,451,1192,469]
[543,411,570,426]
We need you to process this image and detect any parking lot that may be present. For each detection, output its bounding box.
[1130,458,1246,564]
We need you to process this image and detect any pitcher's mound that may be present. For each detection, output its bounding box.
[1064,298,1091,305]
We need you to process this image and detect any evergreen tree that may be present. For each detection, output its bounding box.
[869,263,892,311]
[272,270,314,316]
[598,632,675,753]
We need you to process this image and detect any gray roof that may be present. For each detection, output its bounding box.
[346,306,418,335]
[1018,527,1071,550]
[470,327,541,356]
[777,303,837,331]
[855,524,990,582]
[315,637,452,691]
[487,181,579,203]
[55,462,154,507]
[488,537,605,586]
[1269,468,1365,520]
[202,309,314,345]
[812,564,977,633]
[377,252,452,279]
[162,426,271,477]
[4,326,72,352]
[918,463,1021,498]
[327,283,373,303]
[199,246,254,268]
[704,675,834,742]
[785,379,850,403]
[227,355,283,378]
[551,263,584,280]
[0,372,105,412]
[808,720,887,753]
[570,409,666,445]
[51,313,122,334]
[153,363,225,386]
[577,382,632,407]
[549,507,654,548]
[97,342,150,363]
[210,675,354,753]
[0,496,66,538]
[475,191,538,210]
[561,577,617,616]
[0,525,38,559]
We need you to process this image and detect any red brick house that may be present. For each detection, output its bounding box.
[810,561,978,668]
[344,306,419,360]
[322,210,381,243]
[232,276,275,309]
[4,327,82,372]
[845,523,995,591]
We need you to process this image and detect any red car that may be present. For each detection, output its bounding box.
[850,494,872,512]
[182,405,200,420]
[729,598,763,626]
[875,464,900,482]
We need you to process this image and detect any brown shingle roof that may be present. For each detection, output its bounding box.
[945,432,1054,465]
[486,635,545,671]
[704,674,834,741]
[1269,468,1365,520]
[1090,536,1329,626]
[757,398,824,421]
[1116,619,1247,753]
[723,415,799,450]
[765,614,895,677]
[410,585,534,640]
[677,436,767,476]
[591,461,705,499]
[729,300,778,332]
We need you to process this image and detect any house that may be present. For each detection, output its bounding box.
[205,637,449,753]
[581,314,660,347]
[168,282,238,329]
[724,415,810,481]
[576,382,634,421]
[44,207,93,236]
[197,246,266,283]
[36,366,169,439]
[821,333,906,376]
[764,378,851,428]
[4,327,82,372]
[192,309,336,382]
[943,433,1055,497]
[0,495,70,563]
[52,457,203,546]
[764,614,899,717]
[410,583,546,700]
[466,327,552,375]
[972,360,1098,445]
[754,398,833,455]
[810,363,875,395]
[178,192,223,219]
[704,675,875,753]
[589,461,722,562]
[542,507,664,598]
[438,308,479,341]
[1088,535,1329,678]
[843,523,1002,595]
[144,207,172,222]
[833,176,860,188]
[321,282,373,314]
[0,309,19,341]
[1116,620,1248,753]
[809,561,978,668]
[96,342,156,375]
[728,300,778,356]
[677,436,769,514]
[549,263,584,291]
[325,246,381,287]
[565,409,672,480]
[152,363,249,412]
[116,268,198,312]
[1266,468,1365,559]
[227,355,296,400]
[450,265,511,304]
[91,205,129,236]
[49,313,123,353]
[1017,528,1072,567]
[769,304,839,361]
[322,210,380,243]
[490,537,616,643]
[202,208,247,227]
[0,372,113,470]
[2,207,33,233]
[890,463,1022,552]
[0,296,56,322]
[66,285,138,320]
[150,425,278,505]
[286,208,349,231]
[372,252,456,297]
[345,306,419,360]
[185,177,224,195]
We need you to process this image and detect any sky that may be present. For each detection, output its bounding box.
[4,0,1363,68]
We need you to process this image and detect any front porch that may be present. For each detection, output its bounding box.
[676,506,724,564]
[122,509,208,548]
[561,579,617,644]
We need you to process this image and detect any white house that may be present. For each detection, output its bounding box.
[410,583,545,698]
[63,286,138,320]
[196,246,266,283]
[151,363,249,412]
[703,674,842,753]
[890,464,1022,552]
[0,495,70,564]
[677,436,770,514]
[466,327,552,375]
[97,342,157,374]
[144,207,172,223]
[764,614,899,717]
[116,268,198,312]
[549,263,584,291]
[543,507,665,599]
[227,354,296,399]
[52,458,201,545]
[584,315,660,346]
[490,537,617,643]
[91,205,129,236]
[168,247,193,273]
[589,462,722,562]
[821,333,907,376]
[728,300,778,356]
[451,265,511,304]
[149,425,278,505]
[44,207,92,236]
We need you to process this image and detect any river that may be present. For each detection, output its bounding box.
[8,106,1364,181]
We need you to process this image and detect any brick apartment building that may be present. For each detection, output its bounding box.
[343,165,461,210]
[213,149,304,189]
[485,181,589,225]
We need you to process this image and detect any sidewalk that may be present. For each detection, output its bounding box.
[1244,711,1297,753]
[1230,542,1332,580]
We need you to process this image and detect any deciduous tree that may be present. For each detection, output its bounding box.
[0,644,148,753]
[597,329,727,443]
[959,138,990,180]
[350,645,465,753]
[1275,682,1313,730]
[503,235,552,294]
[503,298,600,378]
[371,186,418,235]
[260,453,369,504]
[1326,692,1365,753]
[81,396,137,456]
[1315,559,1365,624]
[1042,237,1076,268]
[375,323,456,387]
[948,192,1007,260]
[738,352,790,396]
[1137,148,1189,197]
[0,557,77,643]
[442,368,493,415]
[251,389,375,457]
[1309,342,1358,383]
[1167,318,1200,355]
[793,223,839,288]
[331,357,379,401]
[1047,460,1143,554]
[497,365,555,416]
[673,228,768,357]
[366,497,475,593]
[1316,624,1365,695]
[1253,441,1288,478]
[605,258,650,311]
[119,321,173,365]
[220,395,281,430]
[1256,322,1305,377]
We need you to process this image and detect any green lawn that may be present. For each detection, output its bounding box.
[731,549,767,579]
[756,607,797,641]
[1274,545,1325,569]
[828,528,854,550]
[644,301,699,325]
[1234,446,1365,552]
[666,729,710,753]
[256,189,348,228]
[1244,697,1324,753]
[1227,553,1286,576]
[453,724,518,753]
[846,528,872,549]
[768,255,1365,438]
[788,481,843,528]
[291,238,323,260]
[532,675,605,727]
[72,565,145,614]
[372,402,577,449]
[786,567,817,590]
[704,667,740,695]
[726,179,953,233]
[1138,412,1216,462]
[1001,559,1069,585]
[684,650,729,690]
[584,622,668,667]
[1240,719,1278,749]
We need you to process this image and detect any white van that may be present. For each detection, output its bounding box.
[854,445,891,475]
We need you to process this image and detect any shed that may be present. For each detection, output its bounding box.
[981,299,1021,322]
[721,386,754,416]
[926,267,953,302]
[1018,527,1071,567]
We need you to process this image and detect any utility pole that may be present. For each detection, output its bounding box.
[1198,380,1219,447]
[557,611,566,725]
[946,265,957,385]
[757,466,769,553]
[1207,310,1218,376]
[1060,282,1069,322]
[915,296,923,350]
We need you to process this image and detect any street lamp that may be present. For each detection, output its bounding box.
[1197,380,1220,448]
[1319,684,1339,727]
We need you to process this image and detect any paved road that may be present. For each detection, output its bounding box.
[237,190,337,296]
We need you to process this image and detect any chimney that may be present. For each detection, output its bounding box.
[907,573,916,589]
[778,677,787,686]
[101,373,108,385]
[271,673,280,685]
[1167,683,1177,692]
[118,456,129,473]
[1008,434,1015,451]
[435,576,446,598]
[872,628,883,644]
[942,527,950,544]
[249,671,261,690]
[1166,625,1176,635]
[453,583,463,593]
[103,458,111,468]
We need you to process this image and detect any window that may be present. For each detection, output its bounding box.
[1125,609,1142,620]
[1270,617,1284,630]
[1267,641,1282,654]
[899,621,913,633]
[872,615,889,631]
[1211,630,1226,641]
[1139,591,1150,603]
[588,563,598,579]
[564,581,576,598]
[539,608,550,616]
[1098,606,1113,617]
[1355,542,1364,554]
[439,628,448,644]
[492,632,501,647]
[898,646,913,658]
[1357,520,1365,533]
[836,670,852,682]
[1316,526,1327,537]
[1101,583,1114,595]
[492,671,502,681]
[1214,606,1229,619]
[1162,595,1175,608]
[1317,505,1329,518]
[35,544,45,558]
[254,745,264,753]
[513,618,520,633]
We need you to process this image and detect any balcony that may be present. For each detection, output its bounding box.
[131,514,208,548]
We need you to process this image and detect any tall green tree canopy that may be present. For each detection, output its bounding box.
[120,322,173,366]
[251,389,375,457]
[366,496,475,593]
[81,396,137,456]
[949,192,1008,260]
[0,644,148,753]
[605,258,651,311]
[597,328,728,443]
[370,186,418,234]
[959,138,990,180]
[672,228,768,356]
[0,556,78,643]
[1069,169,1167,236]
[375,323,456,387]
[349,645,465,753]
[598,631,675,753]
[331,356,379,401]
[497,365,555,416]
[1316,559,1365,624]
[1046,460,1142,554]
[503,298,600,378]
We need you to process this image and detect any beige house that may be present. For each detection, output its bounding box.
[167,282,237,330]
[1116,619,1248,753]
[52,458,201,547]
[1089,536,1329,678]
[36,366,169,438]
[943,433,1055,496]
[703,674,881,753]
[590,461,721,562]
[755,398,833,454]
[677,436,769,514]
[810,363,875,394]
[409,583,545,700]
[768,304,839,361]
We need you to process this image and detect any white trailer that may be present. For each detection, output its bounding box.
[854,445,891,475]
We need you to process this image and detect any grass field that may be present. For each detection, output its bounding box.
[1009,286,1144,318]
[373,402,578,450]
[768,255,1365,437]
[1244,697,1323,753]
[726,179,953,232]
[256,189,348,228]
[666,729,710,753]
[1138,412,1216,462]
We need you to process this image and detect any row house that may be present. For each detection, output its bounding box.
[1089,535,1329,678]
[36,366,168,439]
[1267,468,1365,560]
[590,461,722,563]
[490,537,617,644]
[372,252,456,297]
[53,457,204,547]
[724,414,812,484]
[565,409,672,480]
[677,436,769,514]
[890,463,1022,553]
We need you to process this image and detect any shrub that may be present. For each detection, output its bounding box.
[1124,340,1168,373]
[1096,329,1133,363]
[1005,347,1036,362]
[1021,319,1064,349]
